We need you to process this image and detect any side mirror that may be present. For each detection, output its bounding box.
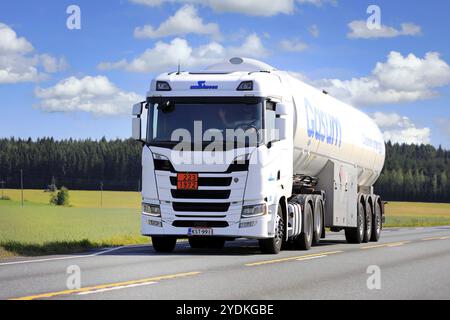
[132,117,142,141]
[132,103,143,116]
[276,103,288,116]
[132,101,146,142]
[275,118,287,141]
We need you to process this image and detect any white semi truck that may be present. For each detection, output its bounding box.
[132,58,386,254]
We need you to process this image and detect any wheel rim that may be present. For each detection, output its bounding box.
[307,211,313,243]
[316,207,322,235]
[375,210,381,235]
[358,207,364,239]
[366,213,372,238]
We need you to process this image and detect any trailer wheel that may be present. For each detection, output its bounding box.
[363,201,373,243]
[313,198,323,245]
[293,202,313,250]
[371,201,382,242]
[345,201,365,244]
[152,236,177,253]
[259,205,284,254]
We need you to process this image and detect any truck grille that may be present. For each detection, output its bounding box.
[171,190,231,200]
[172,202,230,212]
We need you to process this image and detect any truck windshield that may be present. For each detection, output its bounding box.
[147,102,263,147]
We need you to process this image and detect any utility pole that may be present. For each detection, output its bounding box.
[20,170,24,207]
[100,181,103,208]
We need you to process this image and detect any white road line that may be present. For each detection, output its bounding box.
[77,281,157,296]
[0,245,141,267]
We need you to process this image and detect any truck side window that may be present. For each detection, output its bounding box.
[265,101,277,144]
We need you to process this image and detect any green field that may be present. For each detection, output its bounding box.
[0,189,146,258]
[1,189,450,258]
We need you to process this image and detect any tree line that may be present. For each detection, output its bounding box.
[375,142,449,203]
[0,138,449,202]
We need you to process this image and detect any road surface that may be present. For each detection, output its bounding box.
[1,226,450,300]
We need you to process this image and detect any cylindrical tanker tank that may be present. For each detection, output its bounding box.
[280,72,386,188]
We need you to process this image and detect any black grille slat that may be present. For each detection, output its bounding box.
[171,190,231,199]
[172,221,229,228]
[173,202,230,212]
[170,177,232,187]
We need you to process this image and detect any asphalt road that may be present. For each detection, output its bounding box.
[1,226,450,300]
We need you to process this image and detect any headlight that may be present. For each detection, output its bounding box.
[153,154,169,161]
[241,204,267,219]
[142,203,161,217]
[234,154,251,164]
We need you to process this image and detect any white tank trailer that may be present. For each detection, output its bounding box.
[132,58,386,254]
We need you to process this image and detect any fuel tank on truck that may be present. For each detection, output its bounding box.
[279,73,386,188]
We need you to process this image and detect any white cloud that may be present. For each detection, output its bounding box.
[38,54,68,73]
[98,34,269,73]
[315,51,450,106]
[297,0,337,7]
[134,5,220,39]
[309,24,320,38]
[280,38,308,52]
[0,23,34,54]
[372,112,431,145]
[347,20,421,39]
[34,76,143,116]
[130,0,336,16]
[0,22,67,84]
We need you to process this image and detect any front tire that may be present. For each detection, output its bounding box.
[152,236,177,253]
[259,204,284,254]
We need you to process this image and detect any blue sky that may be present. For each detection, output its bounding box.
[0,0,449,147]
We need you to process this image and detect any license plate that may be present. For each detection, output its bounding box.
[177,173,198,190]
[188,228,213,236]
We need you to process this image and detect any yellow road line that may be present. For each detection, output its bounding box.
[10,271,200,301]
[361,241,411,250]
[245,251,343,267]
[422,237,442,241]
[422,236,450,241]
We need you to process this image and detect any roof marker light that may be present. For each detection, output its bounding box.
[237,81,253,91]
[156,81,172,91]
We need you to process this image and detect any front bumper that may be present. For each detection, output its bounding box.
[141,213,274,239]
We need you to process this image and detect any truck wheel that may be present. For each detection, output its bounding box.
[294,202,313,250]
[259,205,284,254]
[313,199,323,245]
[363,202,373,243]
[371,201,382,242]
[152,236,177,253]
[345,202,365,244]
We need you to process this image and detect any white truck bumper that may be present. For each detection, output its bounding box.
[141,213,274,239]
